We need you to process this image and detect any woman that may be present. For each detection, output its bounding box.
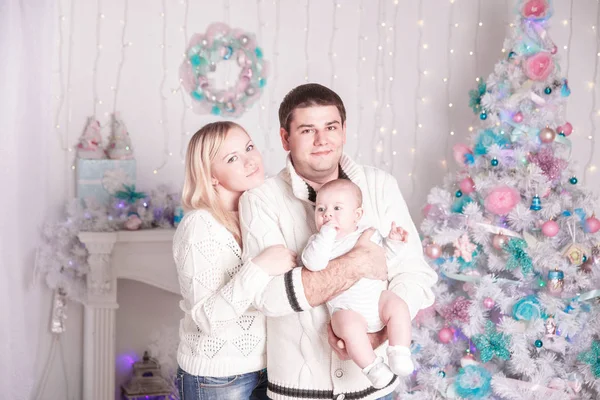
[173,121,295,399]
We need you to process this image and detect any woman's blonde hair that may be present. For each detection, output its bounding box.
[182,121,243,243]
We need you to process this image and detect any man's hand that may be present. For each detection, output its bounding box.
[345,228,387,281]
[327,323,388,360]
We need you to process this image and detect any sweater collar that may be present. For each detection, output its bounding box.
[282,153,364,204]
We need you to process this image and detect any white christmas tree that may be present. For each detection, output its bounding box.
[76,117,105,159]
[106,113,134,160]
[400,1,600,399]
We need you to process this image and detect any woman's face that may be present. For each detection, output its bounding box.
[210,126,265,193]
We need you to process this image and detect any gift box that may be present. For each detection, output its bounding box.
[76,158,136,206]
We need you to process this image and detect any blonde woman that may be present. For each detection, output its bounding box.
[173,121,295,399]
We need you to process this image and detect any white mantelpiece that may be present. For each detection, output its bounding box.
[78,229,177,400]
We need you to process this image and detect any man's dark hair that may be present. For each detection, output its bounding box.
[278,83,347,133]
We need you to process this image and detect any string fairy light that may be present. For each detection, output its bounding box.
[178,0,190,163]
[388,0,400,173]
[112,0,129,113]
[64,0,77,188]
[563,0,574,116]
[443,0,457,169]
[354,0,365,160]
[266,0,281,160]
[409,0,425,197]
[329,0,339,87]
[371,0,384,167]
[54,3,67,151]
[153,0,170,174]
[584,4,600,184]
[304,0,310,81]
[92,0,104,117]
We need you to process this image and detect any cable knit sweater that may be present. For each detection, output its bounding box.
[172,209,271,377]
[239,154,438,400]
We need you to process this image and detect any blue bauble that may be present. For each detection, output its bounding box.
[544,87,552,95]
[456,190,463,198]
[570,177,578,184]
[535,340,543,348]
[491,158,499,167]
[480,112,488,120]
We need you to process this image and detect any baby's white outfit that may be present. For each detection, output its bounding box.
[300,225,405,332]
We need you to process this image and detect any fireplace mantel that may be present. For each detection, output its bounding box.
[78,229,177,400]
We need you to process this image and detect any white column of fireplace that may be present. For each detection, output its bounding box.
[78,229,177,400]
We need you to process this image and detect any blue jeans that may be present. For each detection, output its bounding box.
[377,394,394,400]
[176,366,268,400]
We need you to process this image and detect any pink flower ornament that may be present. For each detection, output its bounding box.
[524,53,554,81]
[484,186,521,215]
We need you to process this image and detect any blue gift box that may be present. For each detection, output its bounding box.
[76,159,136,206]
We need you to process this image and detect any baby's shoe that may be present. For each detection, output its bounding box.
[362,356,394,389]
[387,345,414,376]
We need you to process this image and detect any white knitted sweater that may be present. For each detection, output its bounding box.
[172,209,271,377]
[239,154,438,400]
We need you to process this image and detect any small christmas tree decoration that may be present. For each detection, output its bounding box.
[585,215,600,233]
[530,195,542,211]
[539,127,556,143]
[121,351,172,399]
[106,113,134,160]
[76,117,105,159]
[492,233,509,250]
[562,243,590,266]
[547,268,564,295]
[544,316,557,337]
[425,243,442,259]
[542,220,559,237]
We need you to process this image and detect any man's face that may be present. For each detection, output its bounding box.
[280,105,346,181]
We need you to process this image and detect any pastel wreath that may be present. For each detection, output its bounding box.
[180,23,268,117]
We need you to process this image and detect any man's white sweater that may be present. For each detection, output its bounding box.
[239,154,438,400]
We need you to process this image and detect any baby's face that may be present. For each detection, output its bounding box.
[315,186,362,238]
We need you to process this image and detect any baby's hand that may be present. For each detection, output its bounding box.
[388,222,408,242]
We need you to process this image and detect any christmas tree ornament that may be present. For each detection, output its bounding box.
[525,53,554,81]
[547,268,564,295]
[455,190,463,198]
[535,339,543,348]
[453,365,492,399]
[480,112,488,120]
[483,297,495,309]
[512,295,543,321]
[539,127,556,143]
[529,147,568,182]
[453,144,474,166]
[492,233,509,250]
[585,215,600,233]
[484,186,520,215]
[508,51,516,59]
[569,176,578,185]
[438,327,454,344]
[123,212,143,230]
[544,316,557,337]
[472,321,512,362]
[577,341,600,378]
[520,0,551,20]
[425,243,442,259]
[491,158,499,166]
[544,87,552,95]
[459,176,475,194]
[453,235,477,263]
[550,44,558,54]
[561,79,571,97]
[530,195,542,211]
[562,243,590,265]
[76,117,105,159]
[536,277,547,288]
[557,122,573,136]
[460,351,479,367]
[513,112,524,123]
[541,220,559,237]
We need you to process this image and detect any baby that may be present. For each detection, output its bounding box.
[301,179,414,388]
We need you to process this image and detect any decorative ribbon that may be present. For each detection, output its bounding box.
[443,271,519,286]
[475,222,521,238]
[578,289,600,302]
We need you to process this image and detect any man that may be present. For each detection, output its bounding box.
[239,83,437,400]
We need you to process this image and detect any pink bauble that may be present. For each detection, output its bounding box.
[425,243,442,259]
[438,327,454,344]
[521,0,549,19]
[492,234,508,250]
[585,217,600,234]
[452,143,473,166]
[513,112,524,123]
[459,177,476,194]
[524,53,554,81]
[483,297,495,309]
[484,186,521,215]
[539,127,556,143]
[558,122,573,136]
[542,220,559,237]
[422,203,433,217]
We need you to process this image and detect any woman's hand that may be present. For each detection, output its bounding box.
[253,245,297,276]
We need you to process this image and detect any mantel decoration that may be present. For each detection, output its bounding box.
[121,351,173,400]
[180,22,268,117]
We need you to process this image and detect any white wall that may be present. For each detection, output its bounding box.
[11,0,600,399]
